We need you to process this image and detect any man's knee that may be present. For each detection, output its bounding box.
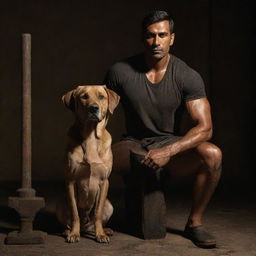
[111,140,143,174]
[197,142,222,173]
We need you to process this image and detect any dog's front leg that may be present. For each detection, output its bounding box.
[95,179,110,243]
[66,181,80,243]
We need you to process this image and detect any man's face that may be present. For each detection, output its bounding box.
[143,20,175,59]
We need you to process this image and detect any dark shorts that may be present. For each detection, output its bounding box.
[121,135,182,151]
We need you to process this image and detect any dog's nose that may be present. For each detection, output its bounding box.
[88,104,99,114]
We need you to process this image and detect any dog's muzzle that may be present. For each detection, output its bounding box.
[88,104,99,114]
[87,104,100,121]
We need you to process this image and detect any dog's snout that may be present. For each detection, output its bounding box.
[88,104,99,114]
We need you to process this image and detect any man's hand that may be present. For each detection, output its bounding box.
[141,146,171,170]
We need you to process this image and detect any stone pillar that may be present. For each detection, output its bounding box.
[124,150,166,239]
[5,34,47,244]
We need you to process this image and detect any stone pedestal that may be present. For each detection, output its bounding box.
[5,34,47,245]
[124,150,166,239]
[5,188,47,244]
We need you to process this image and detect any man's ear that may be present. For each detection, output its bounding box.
[170,32,175,46]
[62,90,75,112]
[104,86,120,114]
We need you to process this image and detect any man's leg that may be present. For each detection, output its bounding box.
[111,140,144,176]
[188,142,222,227]
[165,141,222,247]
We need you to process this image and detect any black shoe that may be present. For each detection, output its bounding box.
[184,225,216,248]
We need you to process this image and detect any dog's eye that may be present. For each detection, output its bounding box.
[98,94,105,100]
[81,94,89,99]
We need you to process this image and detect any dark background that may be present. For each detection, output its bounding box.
[0,0,254,191]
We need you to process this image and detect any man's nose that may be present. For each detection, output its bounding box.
[153,35,160,46]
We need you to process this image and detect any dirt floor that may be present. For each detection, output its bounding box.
[0,182,255,256]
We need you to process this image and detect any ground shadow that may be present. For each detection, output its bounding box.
[0,205,63,236]
[166,227,185,237]
[0,205,19,234]
[0,202,129,239]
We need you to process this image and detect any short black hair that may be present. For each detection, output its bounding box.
[141,10,174,34]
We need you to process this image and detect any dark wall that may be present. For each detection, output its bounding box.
[210,1,254,186]
[0,1,254,187]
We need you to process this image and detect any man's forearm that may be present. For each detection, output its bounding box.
[167,125,212,157]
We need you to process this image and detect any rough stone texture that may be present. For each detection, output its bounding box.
[5,196,46,244]
[5,230,46,245]
[0,182,256,256]
[21,33,32,190]
[124,151,166,239]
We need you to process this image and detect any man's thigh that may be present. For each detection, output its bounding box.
[112,140,203,179]
[111,140,146,176]
[165,148,203,180]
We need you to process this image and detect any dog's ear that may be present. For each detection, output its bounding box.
[62,90,75,111]
[104,87,120,114]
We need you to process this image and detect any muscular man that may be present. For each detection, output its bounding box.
[104,10,222,248]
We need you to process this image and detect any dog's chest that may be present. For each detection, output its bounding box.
[67,134,109,179]
[83,138,104,164]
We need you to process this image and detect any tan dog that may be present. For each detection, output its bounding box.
[57,85,120,243]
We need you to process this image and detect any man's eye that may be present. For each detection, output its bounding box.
[98,94,105,100]
[159,33,168,38]
[81,94,88,99]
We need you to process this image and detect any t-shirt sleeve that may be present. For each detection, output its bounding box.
[182,66,206,101]
[103,65,122,96]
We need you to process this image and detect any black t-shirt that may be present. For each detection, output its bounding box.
[104,53,206,149]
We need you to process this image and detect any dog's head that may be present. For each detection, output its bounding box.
[62,85,120,123]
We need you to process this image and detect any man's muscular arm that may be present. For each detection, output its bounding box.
[142,98,212,169]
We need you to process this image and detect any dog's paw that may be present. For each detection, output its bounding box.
[96,233,110,243]
[66,232,80,243]
[104,228,114,236]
